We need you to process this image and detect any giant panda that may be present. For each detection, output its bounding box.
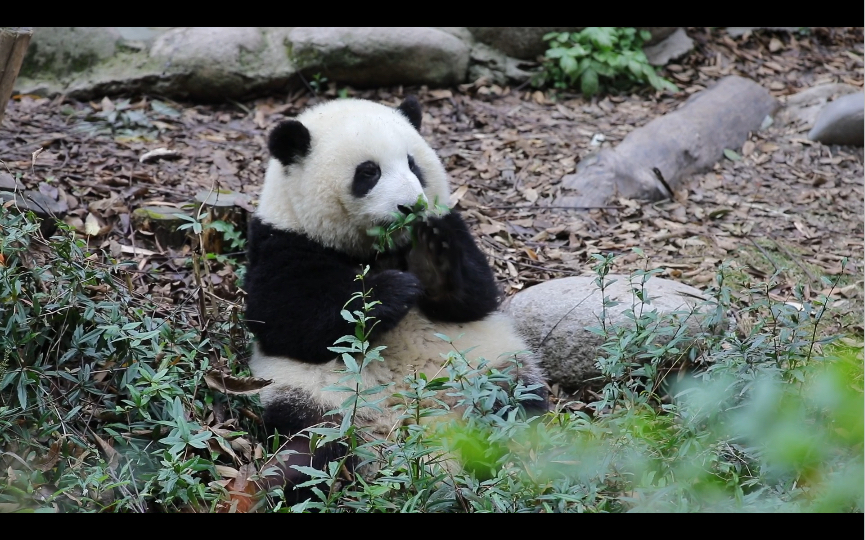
[244,96,548,497]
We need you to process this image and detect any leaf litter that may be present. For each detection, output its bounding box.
[1,28,861,321]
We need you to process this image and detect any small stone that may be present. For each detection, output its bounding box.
[0,190,68,236]
[644,28,694,66]
[0,172,24,191]
[808,92,864,147]
[194,189,246,208]
[193,189,249,254]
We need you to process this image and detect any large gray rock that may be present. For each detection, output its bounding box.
[149,27,266,100]
[556,75,778,207]
[433,27,475,44]
[16,27,297,101]
[643,28,694,66]
[468,27,581,60]
[808,92,864,147]
[16,26,688,101]
[468,42,509,85]
[17,26,473,100]
[287,27,470,88]
[506,276,715,390]
[149,27,295,100]
[19,27,121,80]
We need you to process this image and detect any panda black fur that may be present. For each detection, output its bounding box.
[244,96,548,495]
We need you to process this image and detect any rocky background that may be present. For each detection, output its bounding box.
[14,27,689,101]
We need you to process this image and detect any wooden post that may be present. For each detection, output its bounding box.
[0,27,33,123]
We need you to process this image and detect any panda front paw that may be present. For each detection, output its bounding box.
[365,269,423,328]
[408,210,501,322]
[407,213,460,299]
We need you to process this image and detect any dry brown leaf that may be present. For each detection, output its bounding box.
[230,437,253,459]
[449,184,469,207]
[769,37,783,52]
[119,245,157,257]
[208,434,240,462]
[204,371,273,396]
[479,223,503,236]
[84,213,104,237]
[93,433,120,471]
[506,260,518,278]
[215,465,239,478]
[215,463,258,513]
[428,89,453,100]
[33,439,63,472]
[793,221,813,239]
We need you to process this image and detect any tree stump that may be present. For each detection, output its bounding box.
[131,206,194,250]
[0,27,33,123]
[194,190,249,255]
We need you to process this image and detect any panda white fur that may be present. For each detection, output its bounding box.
[244,96,547,495]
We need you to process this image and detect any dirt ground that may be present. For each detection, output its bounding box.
[1,27,862,339]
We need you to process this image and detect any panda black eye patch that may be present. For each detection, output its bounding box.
[352,160,381,197]
[408,155,426,187]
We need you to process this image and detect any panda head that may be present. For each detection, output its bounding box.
[256,96,450,257]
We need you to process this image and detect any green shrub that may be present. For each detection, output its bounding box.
[261,249,862,512]
[533,27,678,96]
[0,208,257,512]
[2,207,861,513]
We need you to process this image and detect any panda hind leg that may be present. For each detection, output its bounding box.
[258,391,355,503]
[502,353,550,417]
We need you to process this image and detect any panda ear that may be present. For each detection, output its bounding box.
[397,96,422,131]
[268,120,311,167]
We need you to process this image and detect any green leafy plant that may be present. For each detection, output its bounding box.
[0,208,256,512]
[309,73,328,95]
[366,195,448,253]
[3,206,861,513]
[207,220,247,252]
[175,210,248,286]
[534,27,678,96]
[265,246,862,513]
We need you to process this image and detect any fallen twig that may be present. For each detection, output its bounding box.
[747,235,781,274]
[769,235,819,285]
